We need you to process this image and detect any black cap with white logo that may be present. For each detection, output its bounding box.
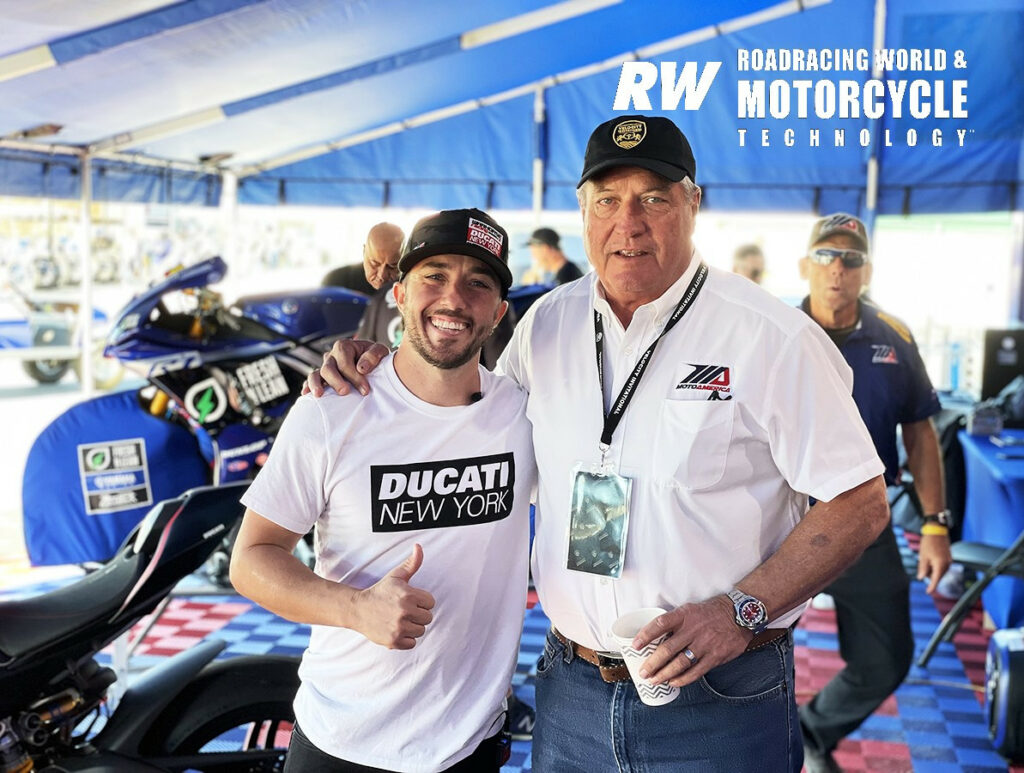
[577,115,696,188]
[399,208,513,295]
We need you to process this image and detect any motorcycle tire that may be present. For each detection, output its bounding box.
[22,357,72,383]
[139,655,300,772]
[23,326,73,384]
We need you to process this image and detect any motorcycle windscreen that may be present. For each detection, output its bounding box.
[22,390,209,565]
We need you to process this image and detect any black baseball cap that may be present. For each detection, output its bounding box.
[525,227,560,248]
[399,208,513,295]
[577,115,696,188]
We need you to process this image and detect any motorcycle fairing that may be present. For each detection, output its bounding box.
[104,256,367,371]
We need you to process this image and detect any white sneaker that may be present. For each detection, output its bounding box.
[811,593,836,611]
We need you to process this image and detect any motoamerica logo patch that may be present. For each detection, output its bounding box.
[370,453,515,532]
[871,345,899,364]
[676,363,731,393]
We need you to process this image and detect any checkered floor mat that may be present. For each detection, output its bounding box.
[4,545,1023,771]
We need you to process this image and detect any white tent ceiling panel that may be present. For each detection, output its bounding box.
[0,0,177,56]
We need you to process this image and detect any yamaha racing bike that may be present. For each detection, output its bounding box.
[0,481,300,772]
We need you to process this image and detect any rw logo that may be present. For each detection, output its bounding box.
[676,364,731,393]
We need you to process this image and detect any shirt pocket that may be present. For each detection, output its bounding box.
[652,399,736,490]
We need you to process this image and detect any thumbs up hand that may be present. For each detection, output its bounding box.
[357,544,436,649]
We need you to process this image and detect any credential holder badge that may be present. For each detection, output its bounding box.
[566,263,708,579]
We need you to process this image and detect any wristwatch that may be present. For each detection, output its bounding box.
[922,509,953,528]
[727,589,769,634]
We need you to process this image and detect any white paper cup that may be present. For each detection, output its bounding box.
[610,607,681,706]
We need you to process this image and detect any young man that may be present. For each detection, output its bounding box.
[231,208,536,773]
[797,213,951,773]
[356,220,516,371]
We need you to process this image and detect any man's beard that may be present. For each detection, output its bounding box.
[402,310,492,370]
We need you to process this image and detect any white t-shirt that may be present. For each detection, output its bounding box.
[499,256,883,652]
[241,354,536,772]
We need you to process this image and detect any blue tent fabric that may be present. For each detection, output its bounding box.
[238,95,536,209]
[22,390,209,565]
[0,0,1020,215]
[0,151,222,205]
[233,0,1022,216]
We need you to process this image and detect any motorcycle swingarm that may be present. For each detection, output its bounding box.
[91,637,226,753]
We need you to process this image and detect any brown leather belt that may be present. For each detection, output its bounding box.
[552,626,790,685]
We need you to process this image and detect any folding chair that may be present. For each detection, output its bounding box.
[917,530,1024,666]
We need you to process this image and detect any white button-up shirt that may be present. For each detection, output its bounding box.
[499,255,882,651]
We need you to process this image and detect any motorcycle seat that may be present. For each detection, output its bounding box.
[0,548,144,663]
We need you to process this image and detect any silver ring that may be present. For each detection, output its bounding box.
[682,647,697,664]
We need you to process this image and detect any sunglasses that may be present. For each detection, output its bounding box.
[807,247,868,268]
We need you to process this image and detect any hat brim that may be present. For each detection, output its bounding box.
[577,157,690,188]
[399,242,513,291]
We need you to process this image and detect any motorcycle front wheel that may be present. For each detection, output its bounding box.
[140,654,300,773]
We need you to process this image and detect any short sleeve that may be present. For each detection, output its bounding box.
[764,325,884,502]
[240,394,328,534]
[900,336,941,424]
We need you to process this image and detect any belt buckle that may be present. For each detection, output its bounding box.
[595,650,624,668]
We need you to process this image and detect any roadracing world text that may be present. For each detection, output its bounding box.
[612,48,971,149]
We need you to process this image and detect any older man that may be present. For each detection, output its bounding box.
[322,222,404,295]
[309,115,889,771]
[797,214,951,772]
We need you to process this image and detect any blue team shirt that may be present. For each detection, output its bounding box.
[801,298,940,486]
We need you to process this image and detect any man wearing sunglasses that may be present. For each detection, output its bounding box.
[798,213,952,773]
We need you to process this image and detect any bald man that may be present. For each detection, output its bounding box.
[322,222,404,295]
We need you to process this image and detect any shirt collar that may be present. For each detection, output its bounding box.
[590,249,705,328]
[799,296,864,334]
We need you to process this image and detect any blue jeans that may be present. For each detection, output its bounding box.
[532,628,801,772]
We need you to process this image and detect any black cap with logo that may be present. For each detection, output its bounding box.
[399,208,513,296]
[807,213,870,254]
[577,115,696,188]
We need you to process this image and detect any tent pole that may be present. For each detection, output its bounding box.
[78,152,94,397]
[531,85,546,226]
[864,0,887,239]
[220,171,239,267]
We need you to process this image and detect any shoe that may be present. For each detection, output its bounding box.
[810,593,836,611]
[803,745,842,773]
[507,694,535,740]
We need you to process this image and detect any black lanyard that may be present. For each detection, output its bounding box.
[594,262,708,453]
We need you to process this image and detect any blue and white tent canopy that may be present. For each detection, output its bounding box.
[0,0,1020,214]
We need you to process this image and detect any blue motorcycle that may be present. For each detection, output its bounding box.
[22,257,367,569]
